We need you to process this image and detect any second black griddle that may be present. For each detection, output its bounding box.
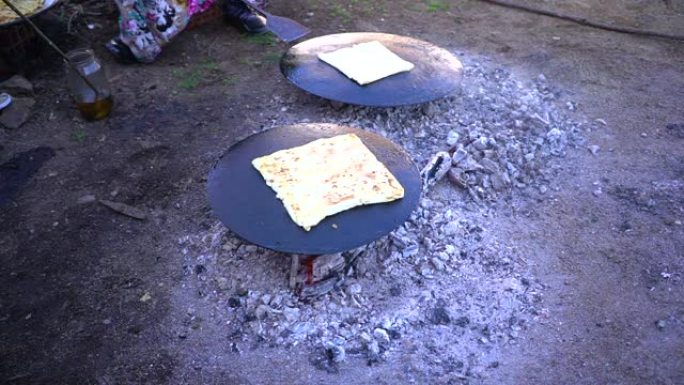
[280,32,463,107]
[208,123,422,255]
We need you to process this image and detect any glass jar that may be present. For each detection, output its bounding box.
[64,48,113,121]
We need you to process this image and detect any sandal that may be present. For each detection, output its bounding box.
[105,38,139,64]
[0,92,12,112]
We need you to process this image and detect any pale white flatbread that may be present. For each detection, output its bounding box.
[252,133,405,231]
[317,40,415,85]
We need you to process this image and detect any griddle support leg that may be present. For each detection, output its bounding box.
[289,254,300,289]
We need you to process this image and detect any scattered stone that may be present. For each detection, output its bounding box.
[588,145,600,156]
[139,292,152,302]
[431,257,445,271]
[282,306,300,322]
[480,158,499,173]
[0,75,34,96]
[446,130,460,146]
[77,194,96,204]
[421,152,452,188]
[367,340,381,363]
[299,276,340,298]
[389,285,402,296]
[255,304,270,320]
[310,348,339,373]
[655,320,667,330]
[373,328,391,347]
[228,297,241,308]
[471,137,489,151]
[216,277,230,291]
[490,172,508,191]
[402,244,419,258]
[451,147,468,165]
[312,253,345,281]
[454,316,470,327]
[346,282,362,296]
[243,245,258,253]
[0,97,35,129]
[431,307,451,325]
[442,221,460,235]
[99,200,147,220]
[666,123,684,139]
[326,343,346,363]
[447,168,468,188]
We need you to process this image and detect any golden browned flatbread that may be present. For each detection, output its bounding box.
[252,133,405,231]
[318,40,415,85]
[0,0,43,24]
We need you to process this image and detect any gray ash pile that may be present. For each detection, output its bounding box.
[177,55,592,381]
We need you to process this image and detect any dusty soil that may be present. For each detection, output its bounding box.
[1,0,683,384]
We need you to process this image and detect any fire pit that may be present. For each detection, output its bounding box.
[207,123,422,256]
[280,32,463,107]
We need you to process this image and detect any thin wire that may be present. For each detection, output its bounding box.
[477,0,684,42]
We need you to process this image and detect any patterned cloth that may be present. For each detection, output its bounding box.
[114,0,216,63]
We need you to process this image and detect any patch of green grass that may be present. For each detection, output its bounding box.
[71,129,87,142]
[425,0,449,12]
[172,60,223,90]
[243,33,277,46]
[331,3,351,22]
[200,61,220,72]
[175,68,202,89]
[239,57,262,66]
[263,52,282,63]
[222,75,240,86]
[347,0,376,16]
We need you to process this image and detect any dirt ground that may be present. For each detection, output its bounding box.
[1,0,683,384]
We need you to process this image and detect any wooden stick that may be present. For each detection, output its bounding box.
[1,0,101,97]
[289,254,300,289]
[477,0,684,42]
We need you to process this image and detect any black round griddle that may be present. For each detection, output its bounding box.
[208,124,422,255]
[280,32,463,107]
[0,0,61,29]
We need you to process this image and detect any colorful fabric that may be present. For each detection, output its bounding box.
[114,0,216,63]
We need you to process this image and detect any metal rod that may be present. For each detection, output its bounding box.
[1,0,101,98]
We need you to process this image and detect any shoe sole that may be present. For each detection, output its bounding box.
[0,93,12,111]
[243,24,269,34]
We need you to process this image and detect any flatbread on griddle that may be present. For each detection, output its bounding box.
[317,40,415,85]
[0,0,43,24]
[252,133,404,231]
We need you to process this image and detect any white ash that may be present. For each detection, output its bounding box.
[176,57,593,379]
[316,57,590,201]
[178,207,544,380]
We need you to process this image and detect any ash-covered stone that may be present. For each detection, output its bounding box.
[431,306,451,325]
[421,151,452,188]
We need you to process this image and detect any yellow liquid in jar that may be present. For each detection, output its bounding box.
[76,96,113,121]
